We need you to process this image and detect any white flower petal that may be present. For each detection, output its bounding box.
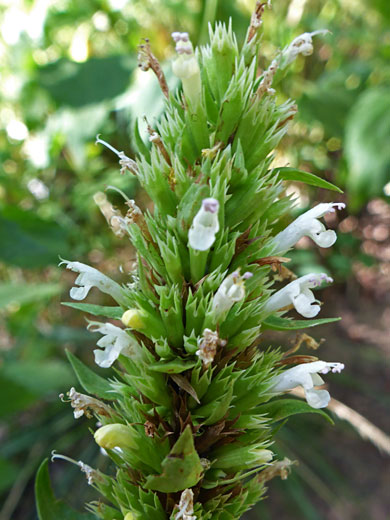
[61,260,126,305]
[264,273,332,318]
[270,360,344,409]
[272,203,344,252]
[89,322,139,368]
[305,388,330,408]
[188,198,220,251]
[212,270,252,319]
[293,292,320,318]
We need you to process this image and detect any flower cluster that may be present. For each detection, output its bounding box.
[50,10,347,520]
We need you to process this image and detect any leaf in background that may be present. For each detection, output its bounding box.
[344,87,390,210]
[263,316,341,331]
[35,459,95,520]
[0,283,62,309]
[65,350,117,400]
[44,104,109,169]
[0,375,37,418]
[0,457,19,493]
[1,360,75,395]
[275,167,343,193]
[38,56,135,107]
[259,399,334,424]
[62,302,123,319]
[0,206,70,267]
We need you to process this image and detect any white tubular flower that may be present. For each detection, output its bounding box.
[264,273,333,318]
[188,198,220,251]
[88,322,137,368]
[60,260,126,306]
[272,203,346,252]
[172,32,201,106]
[95,134,138,175]
[282,30,329,65]
[175,489,196,520]
[270,360,345,408]
[212,270,253,317]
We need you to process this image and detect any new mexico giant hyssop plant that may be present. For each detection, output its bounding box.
[38,4,346,519]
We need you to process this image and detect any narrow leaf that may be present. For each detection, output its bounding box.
[275,167,343,193]
[62,302,123,319]
[35,459,95,520]
[263,315,341,331]
[259,398,334,424]
[149,360,197,374]
[65,350,117,400]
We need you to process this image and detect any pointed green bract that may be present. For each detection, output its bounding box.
[145,426,204,492]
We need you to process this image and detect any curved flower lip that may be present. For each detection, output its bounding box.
[188,198,220,251]
[272,202,346,253]
[60,259,127,306]
[264,272,333,318]
[270,360,345,408]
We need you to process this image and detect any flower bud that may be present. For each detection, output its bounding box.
[172,32,201,106]
[122,309,146,330]
[124,513,135,520]
[94,424,136,450]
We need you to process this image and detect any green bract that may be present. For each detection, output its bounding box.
[42,7,345,520]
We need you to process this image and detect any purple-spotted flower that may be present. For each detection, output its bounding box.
[272,203,345,253]
[188,198,220,251]
[270,360,345,408]
[264,273,333,318]
[212,270,253,318]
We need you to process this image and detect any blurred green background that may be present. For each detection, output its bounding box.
[0,0,389,519]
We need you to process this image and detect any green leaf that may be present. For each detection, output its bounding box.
[259,399,334,424]
[38,56,135,107]
[0,283,62,310]
[1,360,74,395]
[149,360,197,374]
[0,206,70,267]
[263,315,341,331]
[144,426,204,492]
[62,302,123,319]
[65,350,117,400]
[0,457,19,493]
[275,167,342,193]
[344,88,390,210]
[35,459,95,520]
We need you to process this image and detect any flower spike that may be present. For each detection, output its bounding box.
[270,360,345,408]
[264,273,333,318]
